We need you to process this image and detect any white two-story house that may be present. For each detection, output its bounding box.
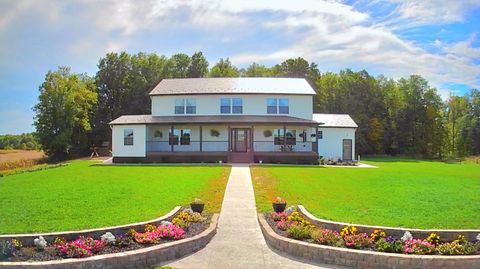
[109,77,357,164]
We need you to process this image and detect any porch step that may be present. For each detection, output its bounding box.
[229,152,253,163]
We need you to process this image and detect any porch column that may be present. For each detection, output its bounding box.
[199,125,203,152]
[227,125,231,152]
[171,124,174,152]
[283,125,287,148]
[313,125,319,152]
[250,125,254,152]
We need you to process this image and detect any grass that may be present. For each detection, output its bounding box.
[251,157,480,229]
[0,161,229,234]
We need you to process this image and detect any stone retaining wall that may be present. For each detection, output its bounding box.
[298,205,480,242]
[258,214,480,269]
[0,207,182,247]
[0,214,218,269]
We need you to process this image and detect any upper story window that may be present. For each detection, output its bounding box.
[175,99,196,114]
[124,129,134,145]
[267,98,289,114]
[221,98,243,114]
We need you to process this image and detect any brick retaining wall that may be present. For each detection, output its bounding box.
[0,207,182,247]
[298,205,480,242]
[258,214,480,269]
[0,214,218,269]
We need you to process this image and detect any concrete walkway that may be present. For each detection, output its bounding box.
[165,164,343,269]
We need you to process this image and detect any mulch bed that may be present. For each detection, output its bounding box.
[4,214,212,262]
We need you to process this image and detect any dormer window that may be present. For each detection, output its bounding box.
[175,98,196,114]
[267,98,289,114]
[220,98,242,114]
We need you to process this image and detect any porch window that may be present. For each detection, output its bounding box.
[169,129,179,145]
[124,129,134,145]
[279,98,289,114]
[175,99,185,114]
[180,129,191,145]
[273,129,296,145]
[169,129,191,145]
[317,130,323,139]
[220,98,231,114]
[232,98,243,114]
[186,99,196,114]
[267,98,277,114]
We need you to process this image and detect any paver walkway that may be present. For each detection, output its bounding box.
[165,164,343,269]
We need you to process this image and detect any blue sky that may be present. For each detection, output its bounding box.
[1,0,479,134]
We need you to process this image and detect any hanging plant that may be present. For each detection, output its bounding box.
[263,129,272,138]
[154,130,163,138]
[210,129,220,137]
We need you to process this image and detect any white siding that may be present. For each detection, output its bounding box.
[318,127,356,160]
[151,94,313,120]
[112,125,146,157]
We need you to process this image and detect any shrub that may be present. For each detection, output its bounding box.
[286,224,313,240]
[34,236,47,251]
[400,231,413,242]
[114,234,133,247]
[344,233,373,249]
[437,241,477,255]
[100,232,116,245]
[11,239,22,250]
[426,232,441,245]
[311,229,344,247]
[271,212,288,221]
[370,229,386,241]
[57,237,104,258]
[340,225,357,237]
[403,239,435,255]
[0,240,14,260]
[375,237,403,253]
[156,224,186,240]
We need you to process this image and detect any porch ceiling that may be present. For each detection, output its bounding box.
[110,115,320,126]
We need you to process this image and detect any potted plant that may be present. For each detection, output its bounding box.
[272,197,286,213]
[190,198,205,213]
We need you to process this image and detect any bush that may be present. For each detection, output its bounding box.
[311,229,344,247]
[375,237,403,253]
[287,224,313,240]
[0,240,14,260]
[403,239,435,255]
[344,233,373,249]
[436,241,477,255]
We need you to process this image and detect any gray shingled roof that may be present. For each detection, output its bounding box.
[312,114,358,128]
[109,115,319,125]
[149,77,316,96]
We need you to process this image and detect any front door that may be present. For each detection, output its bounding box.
[343,139,352,160]
[232,128,249,152]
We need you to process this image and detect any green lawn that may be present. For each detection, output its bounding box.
[251,157,480,229]
[0,161,229,234]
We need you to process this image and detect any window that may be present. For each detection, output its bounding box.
[180,129,191,145]
[220,98,231,114]
[175,99,196,114]
[175,99,185,114]
[273,129,296,145]
[267,98,277,114]
[169,129,179,145]
[317,130,323,139]
[221,98,243,114]
[169,129,191,145]
[124,129,134,145]
[279,98,289,114]
[232,98,243,114]
[186,99,196,114]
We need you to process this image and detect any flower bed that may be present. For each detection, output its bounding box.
[265,207,480,256]
[0,209,211,262]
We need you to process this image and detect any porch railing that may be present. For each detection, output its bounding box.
[146,141,228,152]
[253,141,314,152]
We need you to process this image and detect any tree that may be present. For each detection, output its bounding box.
[34,67,97,158]
[165,53,191,78]
[188,52,209,78]
[244,62,271,77]
[209,58,240,77]
[272,57,320,86]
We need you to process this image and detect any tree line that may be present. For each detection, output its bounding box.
[33,51,479,159]
[0,133,40,150]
